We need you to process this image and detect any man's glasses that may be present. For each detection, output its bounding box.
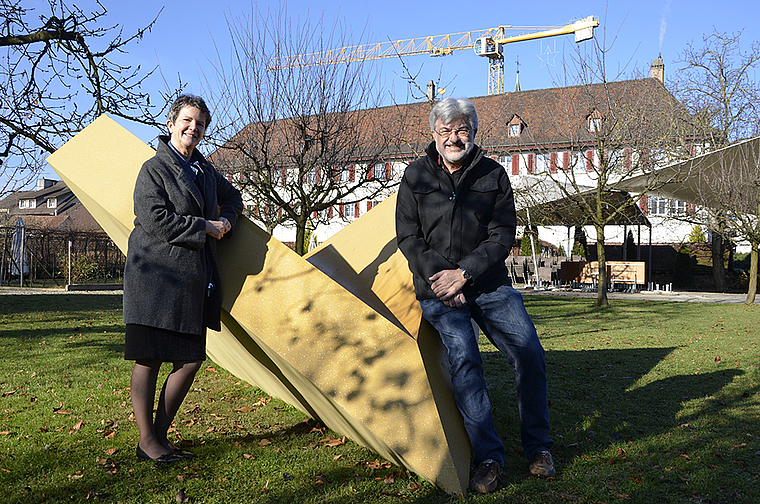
[434,127,471,139]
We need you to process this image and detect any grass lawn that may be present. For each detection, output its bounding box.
[0,293,758,503]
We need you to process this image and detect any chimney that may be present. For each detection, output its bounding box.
[37,178,55,191]
[650,53,664,84]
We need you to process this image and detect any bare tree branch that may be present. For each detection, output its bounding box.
[0,0,179,197]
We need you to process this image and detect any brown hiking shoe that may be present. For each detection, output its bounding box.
[528,450,556,478]
[470,459,502,494]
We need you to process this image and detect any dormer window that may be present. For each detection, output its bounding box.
[507,115,525,138]
[47,198,57,208]
[587,110,602,132]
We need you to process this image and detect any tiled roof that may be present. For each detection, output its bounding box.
[211,77,693,167]
[0,180,103,232]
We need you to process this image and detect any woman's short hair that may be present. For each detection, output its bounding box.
[167,95,212,126]
[429,97,478,132]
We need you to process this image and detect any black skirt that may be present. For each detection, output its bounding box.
[124,324,206,361]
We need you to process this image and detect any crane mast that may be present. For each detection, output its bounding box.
[267,16,598,95]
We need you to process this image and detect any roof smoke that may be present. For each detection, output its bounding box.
[659,1,671,50]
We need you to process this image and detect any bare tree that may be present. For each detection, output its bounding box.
[204,5,409,255]
[507,35,697,307]
[671,29,760,290]
[0,0,174,197]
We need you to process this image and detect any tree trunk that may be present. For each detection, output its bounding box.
[294,220,307,256]
[746,242,758,305]
[712,232,726,291]
[595,225,609,307]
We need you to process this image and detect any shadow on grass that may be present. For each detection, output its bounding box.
[485,344,745,489]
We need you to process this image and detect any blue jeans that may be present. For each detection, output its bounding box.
[420,284,552,466]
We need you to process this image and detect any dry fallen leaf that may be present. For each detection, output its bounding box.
[407,481,422,491]
[234,406,253,412]
[363,459,392,470]
[243,453,255,459]
[175,489,189,503]
[72,420,84,430]
[259,439,271,446]
[321,436,345,447]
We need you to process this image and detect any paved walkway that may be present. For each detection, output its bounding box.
[1,285,756,304]
[0,286,123,295]
[519,286,756,304]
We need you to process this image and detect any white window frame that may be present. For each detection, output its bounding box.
[344,203,355,219]
[499,155,512,172]
[373,163,386,181]
[340,166,351,183]
[649,196,669,216]
[535,153,550,174]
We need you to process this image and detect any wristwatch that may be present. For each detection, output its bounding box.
[460,268,473,285]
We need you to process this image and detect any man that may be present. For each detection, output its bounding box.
[395,97,554,494]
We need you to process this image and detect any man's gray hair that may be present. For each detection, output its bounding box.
[168,94,212,126]
[429,97,478,132]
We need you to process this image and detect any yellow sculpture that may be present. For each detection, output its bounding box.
[46,115,469,495]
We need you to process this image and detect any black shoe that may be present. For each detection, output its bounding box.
[528,449,556,478]
[136,445,181,463]
[470,459,502,494]
[172,448,194,459]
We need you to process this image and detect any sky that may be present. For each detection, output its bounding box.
[22,0,760,182]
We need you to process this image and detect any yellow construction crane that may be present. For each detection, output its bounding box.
[267,16,598,95]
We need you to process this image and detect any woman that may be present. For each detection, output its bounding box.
[123,95,243,462]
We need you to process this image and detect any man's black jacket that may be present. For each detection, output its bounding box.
[395,142,517,300]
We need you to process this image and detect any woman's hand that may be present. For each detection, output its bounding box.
[205,217,231,239]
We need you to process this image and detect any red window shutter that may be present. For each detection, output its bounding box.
[367,201,372,211]
[355,202,360,217]
[511,154,519,175]
[550,152,558,173]
[624,149,631,171]
[639,195,649,215]
[586,151,594,171]
[349,164,355,182]
[278,207,282,218]
[315,167,321,184]
[528,154,535,174]
[328,206,333,218]
[563,151,570,170]
[385,163,391,181]
[339,205,345,218]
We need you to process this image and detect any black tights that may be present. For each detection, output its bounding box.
[131,359,202,458]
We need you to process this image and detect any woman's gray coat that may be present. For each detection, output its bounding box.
[123,136,243,335]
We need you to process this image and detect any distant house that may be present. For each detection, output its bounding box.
[0,179,103,232]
